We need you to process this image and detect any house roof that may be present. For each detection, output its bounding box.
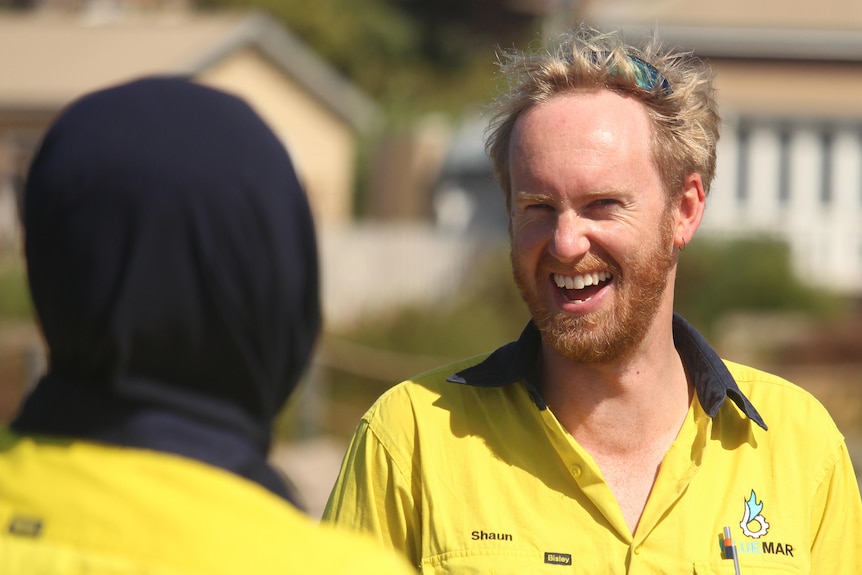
[587,0,862,61]
[0,8,379,131]
[589,0,862,30]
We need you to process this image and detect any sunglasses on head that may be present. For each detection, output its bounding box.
[625,55,672,97]
[588,52,672,98]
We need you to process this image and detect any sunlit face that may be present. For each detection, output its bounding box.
[508,90,677,364]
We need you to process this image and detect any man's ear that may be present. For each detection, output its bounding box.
[673,173,706,250]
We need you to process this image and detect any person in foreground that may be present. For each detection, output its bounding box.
[323,26,862,573]
[0,77,414,574]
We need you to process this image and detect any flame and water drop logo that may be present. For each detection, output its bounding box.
[739,489,770,538]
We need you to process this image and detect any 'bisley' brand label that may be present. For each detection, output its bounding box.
[544,552,572,565]
[8,516,42,537]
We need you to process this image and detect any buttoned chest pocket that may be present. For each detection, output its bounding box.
[694,561,804,574]
[422,548,580,574]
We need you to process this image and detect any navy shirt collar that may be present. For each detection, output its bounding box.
[447,313,767,430]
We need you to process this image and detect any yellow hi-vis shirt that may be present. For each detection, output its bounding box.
[324,315,862,574]
[0,430,415,575]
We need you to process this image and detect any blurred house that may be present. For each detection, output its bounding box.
[586,0,862,295]
[0,7,380,254]
[435,0,862,295]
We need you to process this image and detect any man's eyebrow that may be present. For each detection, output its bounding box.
[513,188,631,202]
[582,186,631,197]
[512,190,555,203]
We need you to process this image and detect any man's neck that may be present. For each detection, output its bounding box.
[538,317,691,453]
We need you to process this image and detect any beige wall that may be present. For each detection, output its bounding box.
[712,59,862,120]
[198,47,357,223]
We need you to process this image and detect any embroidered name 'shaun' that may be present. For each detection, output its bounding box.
[471,530,513,541]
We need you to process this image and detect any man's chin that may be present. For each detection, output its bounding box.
[534,308,638,364]
[543,331,624,364]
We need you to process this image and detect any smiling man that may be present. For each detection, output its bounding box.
[323,26,862,573]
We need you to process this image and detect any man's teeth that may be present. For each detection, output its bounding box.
[554,271,611,290]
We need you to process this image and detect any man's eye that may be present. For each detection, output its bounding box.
[594,199,618,207]
[527,203,554,211]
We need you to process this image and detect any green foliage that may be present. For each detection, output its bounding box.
[674,237,844,337]
[197,0,534,119]
[0,256,33,322]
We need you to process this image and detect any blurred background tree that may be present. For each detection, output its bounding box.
[0,258,30,321]
[197,0,541,122]
[674,237,845,338]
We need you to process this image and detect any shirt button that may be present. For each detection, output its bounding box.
[571,465,582,478]
[633,546,641,555]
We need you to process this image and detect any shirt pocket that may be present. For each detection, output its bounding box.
[694,561,804,574]
[422,547,578,574]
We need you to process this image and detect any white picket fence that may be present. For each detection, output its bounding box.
[704,118,862,294]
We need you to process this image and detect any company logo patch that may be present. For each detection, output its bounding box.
[739,490,770,538]
[544,552,572,565]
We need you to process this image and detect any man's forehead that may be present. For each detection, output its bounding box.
[511,91,653,150]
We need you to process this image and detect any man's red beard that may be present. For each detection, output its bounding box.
[511,213,676,364]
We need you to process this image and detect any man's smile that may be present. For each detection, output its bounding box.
[552,271,614,303]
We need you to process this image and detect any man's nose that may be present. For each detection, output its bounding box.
[549,211,590,262]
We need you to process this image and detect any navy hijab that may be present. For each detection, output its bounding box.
[13,77,321,505]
